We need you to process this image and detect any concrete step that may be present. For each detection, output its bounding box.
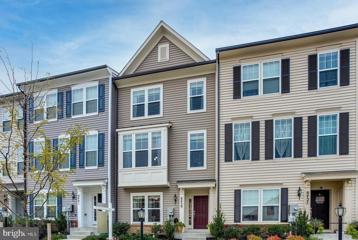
[181,229,211,240]
[67,227,97,240]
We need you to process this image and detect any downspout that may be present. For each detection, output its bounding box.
[216,52,220,209]
[107,69,113,240]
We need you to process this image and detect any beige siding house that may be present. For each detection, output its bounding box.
[114,21,216,234]
[217,25,358,231]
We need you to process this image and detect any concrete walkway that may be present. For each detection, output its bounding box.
[312,233,353,240]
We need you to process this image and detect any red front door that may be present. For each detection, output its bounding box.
[194,196,209,229]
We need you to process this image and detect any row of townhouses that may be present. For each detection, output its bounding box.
[0,21,358,237]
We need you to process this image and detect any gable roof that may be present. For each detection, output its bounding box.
[120,20,209,75]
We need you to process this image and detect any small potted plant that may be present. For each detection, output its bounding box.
[175,221,186,233]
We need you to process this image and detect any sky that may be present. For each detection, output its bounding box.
[0,0,358,87]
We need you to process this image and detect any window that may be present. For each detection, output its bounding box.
[188,78,206,113]
[58,137,70,170]
[188,130,206,169]
[34,91,57,122]
[16,105,24,129]
[242,60,281,97]
[131,85,162,119]
[274,119,293,158]
[158,43,169,62]
[319,51,338,88]
[17,147,24,175]
[120,128,165,169]
[233,122,251,160]
[85,133,98,168]
[2,109,10,132]
[318,114,338,155]
[34,194,57,219]
[242,189,280,222]
[72,82,98,117]
[131,193,162,224]
[33,140,45,170]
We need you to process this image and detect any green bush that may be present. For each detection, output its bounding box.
[267,224,290,238]
[52,233,67,240]
[82,234,108,240]
[55,214,67,234]
[241,225,261,237]
[347,222,358,239]
[224,225,240,239]
[208,207,225,239]
[113,222,131,237]
[117,233,159,240]
[291,210,313,238]
[151,223,162,237]
[310,218,323,234]
[163,221,175,240]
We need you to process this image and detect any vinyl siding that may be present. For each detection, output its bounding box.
[134,37,196,73]
[27,78,110,218]
[117,73,215,222]
[219,39,357,223]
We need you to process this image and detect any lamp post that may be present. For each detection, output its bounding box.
[335,203,346,240]
[138,208,145,240]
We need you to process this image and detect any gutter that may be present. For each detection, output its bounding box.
[107,69,113,240]
[216,52,220,209]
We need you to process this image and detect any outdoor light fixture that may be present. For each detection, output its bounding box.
[174,194,177,204]
[335,203,346,240]
[138,208,145,240]
[72,191,76,200]
[297,187,302,200]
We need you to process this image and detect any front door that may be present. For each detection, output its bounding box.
[311,190,330,229]
[194,196,208,229]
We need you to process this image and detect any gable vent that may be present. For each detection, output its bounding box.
[158,43,169,62]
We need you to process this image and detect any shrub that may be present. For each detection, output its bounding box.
[224,226,239,239]
[208,207,225,239]
[347,223,358,239]
[291,210,313,238]
[309,218,323,234]
[82,234,108,240]
[55,214,67,234]
[151,223,162,237]
[286,235,305,240]
[267,225,289,238]
[113,222,131,237]
[246,234,262,240]
[52,233,67,240]
[163,221,175,240]
[266,235,281,240]
[241,225,261,237]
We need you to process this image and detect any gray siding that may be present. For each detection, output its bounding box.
[117,73,216,222]
[134,37,196,73]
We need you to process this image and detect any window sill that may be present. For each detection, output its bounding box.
[84,166,98,170]
[187,109,206,114]
[71,112,99,119]
[59,168,70,172]
[130,114,163,121]
[187,166,207,171]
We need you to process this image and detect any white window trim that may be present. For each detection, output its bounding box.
[58,134,70,171]
[119,127,167,169]
[85,130,99,169]
[158,43,169,62]
[33,191,58,220]
[317,113,339,156]
[273,118,294,159]
[317,49,340,89]
[187,78,207,113]
[241,188,281,223]
[130,84,163,120]
[130,192,163,224]
[187,130,207,170]
[232,121,252,161]
[34,89,58,123]
[241,59,281,98]
[71,81,99,118]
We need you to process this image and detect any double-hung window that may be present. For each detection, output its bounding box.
[17,105,24,129]
[34,194,57,219]
[242,189,280,222]
[131,85,162,119]
[188,78,206,113]
[72,82,98,117]
[242,64,259,97]
[233,122,251,160]
[17,147,24,175]
[120,128,165,169]
[2,109,10,132]
[319,51,339,88]
[35,91,57,122]
[58,137,70,170]
[274,119,293,158]
[188,130,206,169]
[263,61,280,94]
[318,114,338,155]
[34,96,45,122]
[33,139,45,170]
[85,132,98,168]
[131,193,162,224]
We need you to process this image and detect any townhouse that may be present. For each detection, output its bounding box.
[216,24,358,231]
[15,65,117,233]
[113,21,216,233]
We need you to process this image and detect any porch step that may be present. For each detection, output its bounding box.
[67,227,97,240]
[180,229,211,240]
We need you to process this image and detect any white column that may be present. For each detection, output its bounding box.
[343,179,353,229]
[101,185,107,204]
[304,180,311,217]
[179,188,185,223]
[77,187,83,228]
[208,187,216,222]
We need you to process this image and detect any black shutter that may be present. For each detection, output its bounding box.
[340,49,350,86]
[339,112,349,155]
[57,194,62,217]
[79,136,85,168]
[98,84,105,112]
[281,59,290,93]
[308,54,318,90]
[251,121,260,161]
[265,120,273,160]
[234,189,241,223]
[66,90,72,118]
[294,117,303,158]
[281,188,288,222]
[233,66,241,99]
[70,138,77,169]
[307,116,317,157]
[98,133,105,167]
[57,92,64,119]
[28,96,34,123]
[225,123,233,162]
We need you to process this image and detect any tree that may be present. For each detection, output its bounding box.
[0,48,86,226]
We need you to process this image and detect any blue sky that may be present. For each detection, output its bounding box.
[0,0,357,85]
